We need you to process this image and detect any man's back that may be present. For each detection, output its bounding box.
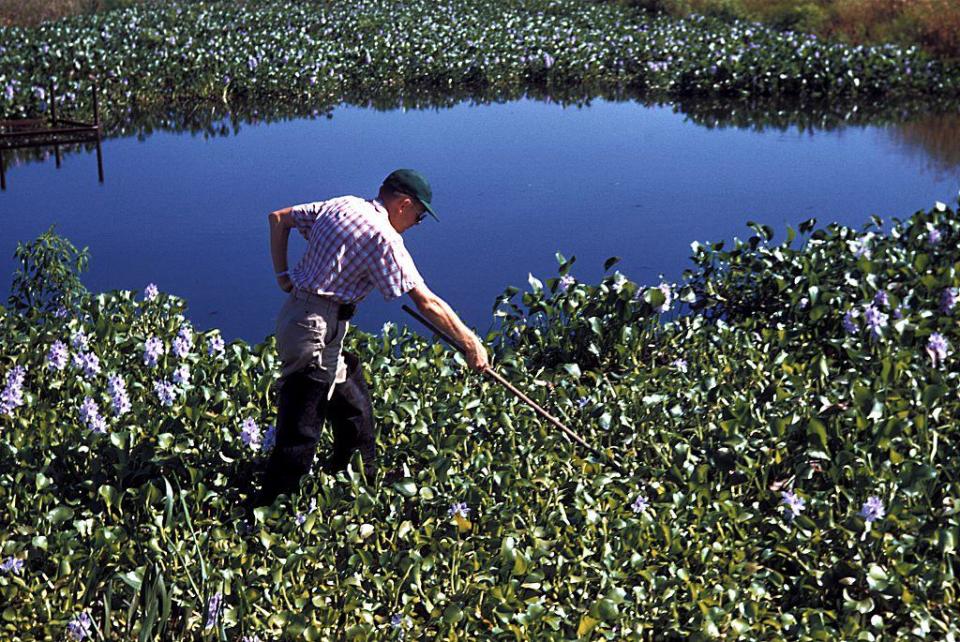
[290,195,422,305]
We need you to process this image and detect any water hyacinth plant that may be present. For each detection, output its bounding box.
[0,200,958,639]
[0,365,26,416]
[65,612,92,641]
[240,417,262,451]
[0,556,24,574]
[780,489,806,520]
[46,340,69,371]
[143,335,164,367]
[860,496,886,523]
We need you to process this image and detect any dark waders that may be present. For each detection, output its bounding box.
[256,351,376,506]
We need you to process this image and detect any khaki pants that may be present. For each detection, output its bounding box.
[275,289,349,388]
[256,289,375,504]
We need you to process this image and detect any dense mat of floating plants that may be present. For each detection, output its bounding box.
[1,199,958,639]
[1,0,958,126]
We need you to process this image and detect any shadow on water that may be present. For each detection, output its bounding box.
[2,83,960,177]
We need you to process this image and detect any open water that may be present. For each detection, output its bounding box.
[1,98,958,343]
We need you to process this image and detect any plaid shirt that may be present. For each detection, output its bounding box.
[289,196,424,304]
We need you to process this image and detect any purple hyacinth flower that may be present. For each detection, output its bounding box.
[672,358,688,373]
[204,592,223,629]
[74,352,101,379]
[154,380,176,407]
[928,228,942,245]
[842,309,859,334]
[391,613,403,629]
[851,235,872,259]
[261,424,277,452]
[207,334,225,357]
[780,490,805,520]
[448,502,470,519]
[927,332,949,365]
[173,325,194,358]
[66,612,92,640]
[241,417,261,450]
[47,341,69,371]
[71,330,89,351]
[296,497,317,525]
[941,287,957,315]
[863,304,888,340]
[631,495,649,513]
[873,290,889,307]
[79,397,107,434]
[144,336,165,368]
[0,556,24,574]
[557,274,575,293]
[172,337,190,359]
[172,364,191,386]
[1,366,27,416]
[859,496,885,523]
[143,283,159,301]
[654,283,672,314]
[107,375,131,416]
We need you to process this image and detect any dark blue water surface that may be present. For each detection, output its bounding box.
[1,99,958,343]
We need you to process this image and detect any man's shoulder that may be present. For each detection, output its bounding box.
[319,196,397,242]
[325,194,365,208]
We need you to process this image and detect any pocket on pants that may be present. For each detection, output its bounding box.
[277,304,331,373]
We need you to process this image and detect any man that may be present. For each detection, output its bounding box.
[256,169,488,506]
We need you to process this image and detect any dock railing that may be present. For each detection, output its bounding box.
[0,80,104,191]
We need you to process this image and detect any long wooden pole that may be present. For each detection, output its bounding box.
[401,304,623,473]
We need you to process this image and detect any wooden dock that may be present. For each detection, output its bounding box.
[0,82,103,191]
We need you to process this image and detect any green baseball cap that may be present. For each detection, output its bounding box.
[382,168,439,221]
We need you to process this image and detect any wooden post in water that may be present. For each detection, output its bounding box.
[50,81,62,169]
[92,81,103,184]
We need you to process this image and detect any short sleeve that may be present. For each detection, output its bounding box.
[368,238,424,301]
[289,200,329,238]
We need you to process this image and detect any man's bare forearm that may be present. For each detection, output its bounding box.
[268,210,291,273]
[415,291,478,354]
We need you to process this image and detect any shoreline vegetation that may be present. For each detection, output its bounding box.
[2,0,958,60]
[1,200,959,639]
[1,0,959,131]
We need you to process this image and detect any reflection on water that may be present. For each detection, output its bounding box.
[885,112,960,179]
[2,87,960,176]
